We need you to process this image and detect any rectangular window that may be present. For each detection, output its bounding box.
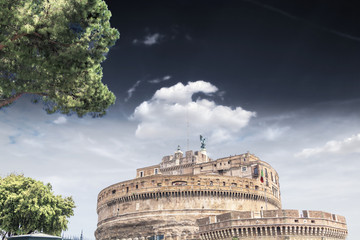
[140,171,144,177]
[254,167,258,176]
[154,168,159,175]
[242,167,247,172]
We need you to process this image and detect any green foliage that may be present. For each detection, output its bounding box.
[0,0,119,117]
[0,174,75,237]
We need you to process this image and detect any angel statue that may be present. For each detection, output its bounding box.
[200,135,206,150]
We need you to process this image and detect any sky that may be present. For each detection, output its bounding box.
[1,0,360,239]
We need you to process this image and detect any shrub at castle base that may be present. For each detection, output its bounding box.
[0,174,75,240]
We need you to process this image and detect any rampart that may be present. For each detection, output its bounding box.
[96,174,281,240]
[197,210,348,240]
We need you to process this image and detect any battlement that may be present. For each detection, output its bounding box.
[97,174,282,214]
[135,151,280,199]
[197,210,347,239]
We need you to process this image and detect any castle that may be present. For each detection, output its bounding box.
[95,144,348,240]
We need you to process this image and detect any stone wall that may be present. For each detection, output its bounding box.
[96,174,281,240]
[197,210,348,240]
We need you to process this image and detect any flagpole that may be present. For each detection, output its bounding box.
[261,168,267,210]
[265,182,267,210]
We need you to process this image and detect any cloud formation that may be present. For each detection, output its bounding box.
[148,75,172,84]
[295,133,360,157]
[53,116,67,124]
[133,33,163,46]
[131,81,256,142]
[125,80,142,102]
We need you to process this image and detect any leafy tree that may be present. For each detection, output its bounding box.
[0,0,119,117]
[0,174,75,239]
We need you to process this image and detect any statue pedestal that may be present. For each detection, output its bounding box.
[200,149,207,155]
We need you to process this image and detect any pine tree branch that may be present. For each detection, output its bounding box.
[0,92,48,108]
[0,93,24,108]
[0,32,72,52]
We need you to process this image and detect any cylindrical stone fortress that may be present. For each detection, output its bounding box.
[95,149,347,240]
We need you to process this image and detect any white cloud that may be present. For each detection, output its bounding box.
[148,75,172,84]
[144,33,162,45]
[163,75,171,81]
[125,80,142,102]
[53,116,67,124]
[152,81,218,104]
[131,81,256,142]
[295,133,360,158]
[133,33,163,46]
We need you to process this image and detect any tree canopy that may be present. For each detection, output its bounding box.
[0,0,119,117]
[0,174,75,239]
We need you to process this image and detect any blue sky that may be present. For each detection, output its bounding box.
[1,0,360,239]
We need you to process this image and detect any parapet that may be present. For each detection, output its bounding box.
[197,209,348,240]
